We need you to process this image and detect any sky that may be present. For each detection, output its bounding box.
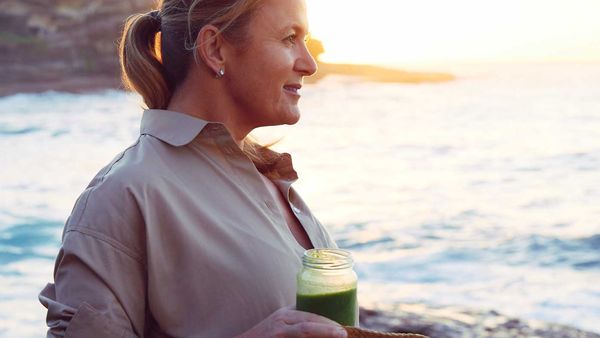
[305,0,600,66]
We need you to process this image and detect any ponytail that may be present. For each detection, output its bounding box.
[119,1,281,178]
[119,12,171,109]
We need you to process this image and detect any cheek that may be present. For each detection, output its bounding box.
[229,46,295,104]
[262,49,295,79]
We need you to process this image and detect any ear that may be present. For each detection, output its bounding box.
[195,24,227,76]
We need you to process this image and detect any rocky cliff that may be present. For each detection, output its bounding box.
[0,0,153,95]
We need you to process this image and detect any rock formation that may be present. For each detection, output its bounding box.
[0,0,153,95]
[360,305,600,338]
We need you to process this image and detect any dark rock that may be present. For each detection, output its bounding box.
[0,0,153,96]
[358,305,600,338]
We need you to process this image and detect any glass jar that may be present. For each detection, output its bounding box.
[296,249,358,326]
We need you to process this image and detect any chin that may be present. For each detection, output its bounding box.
[268,106,300,126]
[284,110,301,125]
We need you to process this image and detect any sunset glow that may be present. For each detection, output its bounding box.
[306,0,600,66]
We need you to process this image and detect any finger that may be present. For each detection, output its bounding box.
[283,309,343,326]
[288,322,347,338]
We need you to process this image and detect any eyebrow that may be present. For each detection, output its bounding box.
[280,24,309,36]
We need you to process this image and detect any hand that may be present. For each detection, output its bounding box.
[236,306,347,338]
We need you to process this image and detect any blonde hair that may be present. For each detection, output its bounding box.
[119,0,279,172]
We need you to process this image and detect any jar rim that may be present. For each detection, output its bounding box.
[302,248,353,270]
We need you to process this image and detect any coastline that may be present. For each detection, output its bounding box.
[0,75,122,98]
[2,2,598,337]
[0,63,455,98]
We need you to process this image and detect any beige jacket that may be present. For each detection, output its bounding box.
[39,109,337,338]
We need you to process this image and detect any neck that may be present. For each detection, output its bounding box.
[166,69,249,147]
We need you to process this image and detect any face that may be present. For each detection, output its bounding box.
[222,0,317,132]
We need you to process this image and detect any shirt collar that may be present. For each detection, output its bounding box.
[140,109,210,146]
[139,109,298,182]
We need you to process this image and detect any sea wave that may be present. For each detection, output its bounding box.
[2,64,600,336]
[341,233,600,272]
[0,220,62,266]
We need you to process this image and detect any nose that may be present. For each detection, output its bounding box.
[294,42,318,77]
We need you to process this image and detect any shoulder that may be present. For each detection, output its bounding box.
[63,136,169,255]
[83,133,209,193]
[65,134,218,235]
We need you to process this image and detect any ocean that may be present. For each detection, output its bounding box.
[1,62,599,336]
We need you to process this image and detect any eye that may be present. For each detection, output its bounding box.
[285,34,297,45]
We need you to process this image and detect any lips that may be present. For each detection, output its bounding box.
[283,83,302,95]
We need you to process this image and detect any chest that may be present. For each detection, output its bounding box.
[259,174,314,250]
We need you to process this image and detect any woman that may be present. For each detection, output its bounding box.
[39,0,348,337]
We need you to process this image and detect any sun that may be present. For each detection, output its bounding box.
[305,0,600,66]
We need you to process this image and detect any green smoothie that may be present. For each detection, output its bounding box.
[296,288,357,326]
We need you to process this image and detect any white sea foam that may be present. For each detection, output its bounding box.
[1,63,600,337]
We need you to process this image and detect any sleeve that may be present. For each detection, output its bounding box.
[39,228,146,338]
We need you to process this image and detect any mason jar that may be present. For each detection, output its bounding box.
[296,249,358,326]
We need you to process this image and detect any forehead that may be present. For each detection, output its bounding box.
[251,0,309,34]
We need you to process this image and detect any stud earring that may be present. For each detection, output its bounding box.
[215,68,225,79]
